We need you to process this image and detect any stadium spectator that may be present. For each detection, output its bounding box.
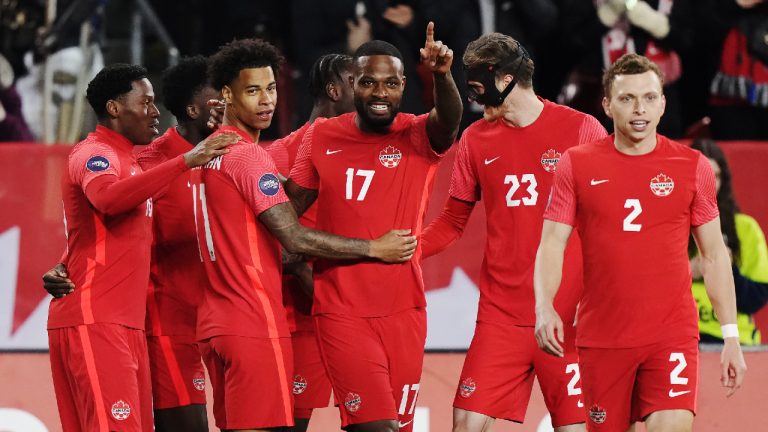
[690,138,768,345]
[0,53,34,142]
[707,0,768,140]
[559,0,694,138]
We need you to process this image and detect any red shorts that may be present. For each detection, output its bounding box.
[578,337,699,431]
[292,330,332,418]
[200,335,294,430]
[314,308,426,431]
[146,335,206,409]
[48,323,153,432]
[453,322,583,427]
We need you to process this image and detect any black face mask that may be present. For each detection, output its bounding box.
[463,46,530,107]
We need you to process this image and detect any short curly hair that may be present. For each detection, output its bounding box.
[86,63,148,119]
[208,38,284,90]
[463,33,534,88]
[602,53,664,99]
[161,56,209,121]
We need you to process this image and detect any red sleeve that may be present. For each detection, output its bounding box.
[544,151,577,226]
[263,139,291,176]
[448,134,480,202]
[227,145,290,215]
[410,114,444,160]
[420,197,475,258]
[70,142,122,191]
[577,115,609,145]
[136,145,167,171]
[83,155,188,215]
[691,153,719,227]
[289,122,320,189]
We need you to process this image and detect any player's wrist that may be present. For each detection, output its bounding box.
[721,324,739,339]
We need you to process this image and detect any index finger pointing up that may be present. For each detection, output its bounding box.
[425,21,435,43]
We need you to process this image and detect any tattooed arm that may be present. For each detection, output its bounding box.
[260,202,416,263]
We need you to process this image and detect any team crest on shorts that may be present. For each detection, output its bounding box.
[458,377,476,398]
[649,173,674,197]
[588,404,607,424]
[192,373,205,391]
[293,375,308,395]
[344,392,362,413]
[540,149,562,173]
[379,145,402,168]
[111,400,131,421]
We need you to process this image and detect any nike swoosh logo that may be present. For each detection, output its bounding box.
[326,149,342,155]
[484,156,500,165]
[398,420,413,428]
[577,399,584,408]
[590,179,609,185]
[668,389,691,398]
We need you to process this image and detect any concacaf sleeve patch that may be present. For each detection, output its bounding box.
[258,173,281,196]
[86,156,111,172]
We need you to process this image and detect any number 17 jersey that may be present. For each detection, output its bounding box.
[290,112,441,317]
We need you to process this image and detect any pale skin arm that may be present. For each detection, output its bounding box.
[692,217,747,397]
[533,220,574,358]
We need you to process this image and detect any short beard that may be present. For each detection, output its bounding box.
[355,98,397,131]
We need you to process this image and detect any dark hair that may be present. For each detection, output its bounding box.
[308,53,354,100]
[161,56,210,121]
[689,138,741,263]
[462,33,534,88]
[353,40,404,62]
[86,63,148,119]
[602,53,664,98]
[208,38,284,90]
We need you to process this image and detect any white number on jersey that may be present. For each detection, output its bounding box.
[623,198,642,232]
[345,168,375,201]
[191,183,216,262]
[669,352,689,385]
[504,173,538,207]
[398,383,420,415]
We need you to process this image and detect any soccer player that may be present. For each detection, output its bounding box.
[420,33,606,432]
[264,53,356,432]
[197,38,416,432]
[287,22,462,432]
[534,53,747,432]
[44,56,223,431]
[48,64,233,432]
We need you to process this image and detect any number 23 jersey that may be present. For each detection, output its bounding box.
[290,112,441,317]
[545,135,719,348]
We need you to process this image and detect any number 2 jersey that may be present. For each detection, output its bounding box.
[545,135,719,348]
[290,112,441,317]
[449,99,607,327]
[190,125,291,340]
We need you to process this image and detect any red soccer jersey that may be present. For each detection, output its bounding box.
[449,100,607,326]
[50,126,185,329]
[265,121,318,332]
[290,112,441,317]
[191,125,291,340]
[545,135,719,348]
[137,127,206,337]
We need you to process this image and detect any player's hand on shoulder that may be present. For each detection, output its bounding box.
[206,99,225,130]
[183,133,238,167]
[535,304,565,357]
[419,21,453,74]
[370,229,417,263]
[721,338,747,397]
[42,263,74,298]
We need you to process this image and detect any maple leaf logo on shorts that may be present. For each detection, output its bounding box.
[293,375,308,395]
[344,392,362,413]
[589,404,607,424]
[458,377,476,398]
[111,400,131,421]
[192,372,205,391]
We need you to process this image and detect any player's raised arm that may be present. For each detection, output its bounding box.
[692,218,747,397]
[259,202,417,263]
[421,21,462,154]
[533,220,573,358]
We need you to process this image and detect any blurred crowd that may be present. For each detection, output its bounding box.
[1,0,768,143]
